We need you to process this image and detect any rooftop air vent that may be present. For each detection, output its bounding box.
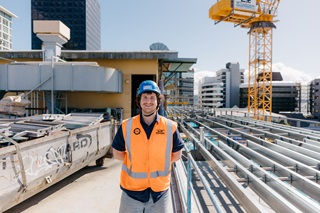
[33,20,70,62]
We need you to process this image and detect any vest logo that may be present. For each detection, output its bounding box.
[133,128,141,135]
[156,129,165,134]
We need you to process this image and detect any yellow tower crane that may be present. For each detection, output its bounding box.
[209,0,280,121]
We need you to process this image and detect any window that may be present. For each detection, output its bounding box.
[3,26,8,33]
[3,33,8,40]
[2,19,8,26]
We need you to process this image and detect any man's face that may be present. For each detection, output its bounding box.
[140,92,158,114]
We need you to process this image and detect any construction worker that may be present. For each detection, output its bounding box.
[112,80,184,213]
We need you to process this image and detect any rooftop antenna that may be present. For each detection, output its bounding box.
[149,42,169,50]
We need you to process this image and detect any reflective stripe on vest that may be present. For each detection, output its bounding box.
[122,118,173,179]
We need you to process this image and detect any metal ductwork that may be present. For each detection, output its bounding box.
[0,62,122,93]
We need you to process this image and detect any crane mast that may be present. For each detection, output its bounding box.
[209,0,280,121]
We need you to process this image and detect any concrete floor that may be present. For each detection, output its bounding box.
[5,158,123,213]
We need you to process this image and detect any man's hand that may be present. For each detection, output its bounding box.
[113,148,125,161]
[171,150,182,162]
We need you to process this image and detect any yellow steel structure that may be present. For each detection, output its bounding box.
[209,0,280,121]
[166,101,189,105]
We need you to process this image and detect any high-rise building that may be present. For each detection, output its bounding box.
[0,6,17,50]
[31,0,101,50]
[309,77,320,120]
[198,62,244,108]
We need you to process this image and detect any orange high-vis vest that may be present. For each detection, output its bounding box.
[120,115,177,192]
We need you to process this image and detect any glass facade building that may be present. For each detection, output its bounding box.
[240,81,300,114]
[31,0,100,50]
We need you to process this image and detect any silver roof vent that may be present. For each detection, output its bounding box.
[33,20,70,62]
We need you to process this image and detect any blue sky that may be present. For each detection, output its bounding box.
[1,0,319,91]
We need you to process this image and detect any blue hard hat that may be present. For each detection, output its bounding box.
[137,80,161,96]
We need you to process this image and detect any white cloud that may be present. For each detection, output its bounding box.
[272,62,313,82]
[242,62,313,83]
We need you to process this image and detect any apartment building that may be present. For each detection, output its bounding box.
[0,6,17,50]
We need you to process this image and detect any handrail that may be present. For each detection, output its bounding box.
[184,145,223,213]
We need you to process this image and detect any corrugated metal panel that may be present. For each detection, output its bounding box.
[0,63,122,93]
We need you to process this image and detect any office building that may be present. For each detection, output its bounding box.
[31,0,101,50]
[165,70,194,106]
[198,77,224,108]
[0,6,17,50]
[198,62,244,108]
[309,77,320,120]
[240,72,300,113]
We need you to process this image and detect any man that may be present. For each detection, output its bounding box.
[112,80,184,213]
